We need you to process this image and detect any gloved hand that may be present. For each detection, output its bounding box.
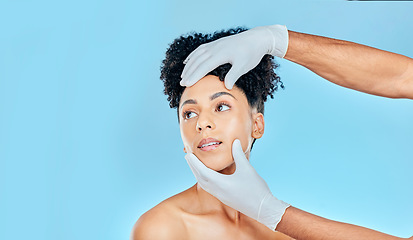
[180,25,288,89]
[185,139,290,231]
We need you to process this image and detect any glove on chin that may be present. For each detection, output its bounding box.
[185,139,290,230]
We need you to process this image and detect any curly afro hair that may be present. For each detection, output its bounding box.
[160,27,284,117]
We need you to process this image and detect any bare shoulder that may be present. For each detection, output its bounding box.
[130,199,187,240]
[129,187,197,240]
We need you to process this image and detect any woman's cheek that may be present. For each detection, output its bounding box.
[232,121,253,152]
[180,124,194,152]
[238,136,251,153]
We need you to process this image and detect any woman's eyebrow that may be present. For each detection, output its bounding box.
[210,92,237,101]
[180,92,237,110]
[180,99,197,110]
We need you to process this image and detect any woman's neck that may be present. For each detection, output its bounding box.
[194,182,242,223]
[193,161,242,223]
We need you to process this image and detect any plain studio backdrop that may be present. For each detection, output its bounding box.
[0,0,412,239]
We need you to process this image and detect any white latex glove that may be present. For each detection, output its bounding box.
[185,139,290,231]
[180,25,288,89]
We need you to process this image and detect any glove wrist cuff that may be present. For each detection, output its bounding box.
[258,194,290,231]
[266,25,289,58]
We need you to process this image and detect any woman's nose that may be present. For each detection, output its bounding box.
[197,125,211,132]
[196,115,215,132]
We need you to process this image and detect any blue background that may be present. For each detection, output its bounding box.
[1,0,412,239]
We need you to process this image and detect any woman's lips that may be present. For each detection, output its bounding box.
[198,138,222,151]
[199,142,221,151]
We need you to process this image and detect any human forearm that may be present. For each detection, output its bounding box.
[185,141,412,239]
[285,31,413,99]
[277,206,409,240]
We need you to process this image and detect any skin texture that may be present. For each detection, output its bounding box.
[285,31,413,99]
[130,76,293,240]
[277,207,411,240]
[179,75,264,174]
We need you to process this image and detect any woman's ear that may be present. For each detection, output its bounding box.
[183,147,187,153]
[252,113,264,139]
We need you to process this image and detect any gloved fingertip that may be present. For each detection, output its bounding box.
[232,139,248,167]
[184,77,197,87]
[233,139,242,150]
[225,82,233,90]
[231,139,241,156]
[180,79,190,87]
[224,68,240,90]
[224,78,234,90]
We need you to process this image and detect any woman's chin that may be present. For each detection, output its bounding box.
[204,160,235,174]
[195,151,235,173]
[217,162,236,174]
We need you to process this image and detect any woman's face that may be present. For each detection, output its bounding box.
[179,75,264,174]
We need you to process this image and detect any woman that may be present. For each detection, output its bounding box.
[130,28,293,239]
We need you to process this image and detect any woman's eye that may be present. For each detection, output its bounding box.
[184,111,197,119]
[217,104,230,112]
